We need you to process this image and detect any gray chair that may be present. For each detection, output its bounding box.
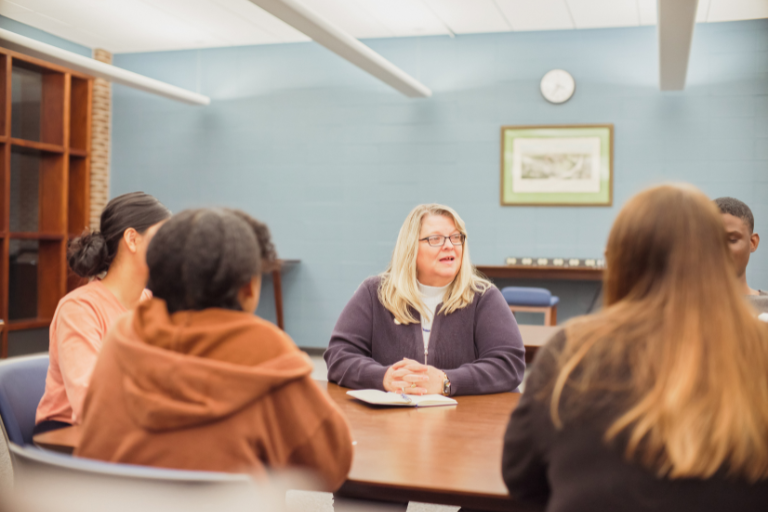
[7,443,268,512]
[9,442,253,483]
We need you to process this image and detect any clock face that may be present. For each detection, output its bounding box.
[540,69,575,104]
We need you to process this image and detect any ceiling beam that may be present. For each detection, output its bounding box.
[247,0,432,98]
[0,28,210,106]
[658,0,699,91]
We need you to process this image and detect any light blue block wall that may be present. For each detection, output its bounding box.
[111,20,768,347]
[0,15,91,57]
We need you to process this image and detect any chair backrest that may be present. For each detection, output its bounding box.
[0,354,49,445]
[501,286,554,307]
[7,443,266,512]
[9,442,252,483]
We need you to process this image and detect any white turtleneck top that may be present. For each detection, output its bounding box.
[418,281,450,352]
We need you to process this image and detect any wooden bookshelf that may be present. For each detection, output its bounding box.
[0,47,93,357]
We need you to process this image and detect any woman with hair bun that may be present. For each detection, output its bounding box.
[75,209,352,490]
[35,192,170,434]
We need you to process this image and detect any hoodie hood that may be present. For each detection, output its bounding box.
[112,299,312,432]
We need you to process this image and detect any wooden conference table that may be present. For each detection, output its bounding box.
[518,324,558,363]
[34,326,560,511]
[331,383,534,511]
[34,387,527,510]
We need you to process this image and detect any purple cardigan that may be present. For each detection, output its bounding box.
[324,276,526,396]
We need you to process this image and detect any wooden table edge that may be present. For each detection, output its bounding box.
[33,428,79,455]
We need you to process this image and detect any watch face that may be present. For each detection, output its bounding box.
[540,69,575,104]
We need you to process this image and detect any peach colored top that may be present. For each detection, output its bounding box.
[35,280,151,426]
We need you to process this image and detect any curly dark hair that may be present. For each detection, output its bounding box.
[714,197,754,233]
[146,208,274,314]
[227,209,278,268]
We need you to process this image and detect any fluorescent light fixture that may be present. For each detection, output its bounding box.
[0,28,210,106]
[658,0,698,91]
[248,0,432,98]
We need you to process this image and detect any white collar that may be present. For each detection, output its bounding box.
[418,281,451,299]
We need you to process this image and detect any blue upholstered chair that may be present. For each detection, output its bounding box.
[501,286,560,326]
[0,354,49,445]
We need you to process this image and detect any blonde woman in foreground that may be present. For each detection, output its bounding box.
[502,184,768,512]
[325,204,525,396]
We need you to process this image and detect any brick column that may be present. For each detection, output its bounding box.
[90,49,112,230]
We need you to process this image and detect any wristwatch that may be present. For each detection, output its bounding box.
[442,373,451,396]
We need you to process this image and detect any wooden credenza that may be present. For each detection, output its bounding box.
[475,265,603,282]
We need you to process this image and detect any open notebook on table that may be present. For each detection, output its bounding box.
[347,389,457,407]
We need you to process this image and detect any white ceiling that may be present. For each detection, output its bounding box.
[1,0,767,54]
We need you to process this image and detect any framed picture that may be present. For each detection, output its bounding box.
[500,124,613,206]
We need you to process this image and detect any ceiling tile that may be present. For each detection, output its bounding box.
[92,1,225,52]
[2,1,33,15]
[5,0,65,11]
[636,0,657,25]
[137,0,280,47]
[352,0,449,37]
[212,0,309,43]
[301,0,394,39]
[421,0,511,34]
[696,0,712,22]
[495,0,574,32]
[707,0,768,22]
[5,0,768,54]
[6,0,213,52]
[0,9,70,36]
[565,0,639,29]
[0,6,106,49]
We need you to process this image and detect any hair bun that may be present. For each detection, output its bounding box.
[67,231,110,277]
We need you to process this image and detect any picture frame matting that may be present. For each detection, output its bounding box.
[499,124,614,207]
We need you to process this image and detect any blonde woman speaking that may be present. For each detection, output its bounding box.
[324,204,525,396]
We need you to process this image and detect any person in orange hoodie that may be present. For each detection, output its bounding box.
[75,208,353,491]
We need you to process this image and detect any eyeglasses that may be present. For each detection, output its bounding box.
[419,234,465,247]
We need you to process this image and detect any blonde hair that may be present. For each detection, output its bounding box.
[550,184,768,481]
[378,204,492,325]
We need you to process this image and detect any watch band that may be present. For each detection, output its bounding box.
[442,373,451,396]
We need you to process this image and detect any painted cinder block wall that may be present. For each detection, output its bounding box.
[107,20,768,348]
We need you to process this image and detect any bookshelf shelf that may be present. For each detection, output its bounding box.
[0,47,93,357]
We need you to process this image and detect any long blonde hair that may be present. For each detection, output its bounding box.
[550,184,768,481]
[378,204,491,325]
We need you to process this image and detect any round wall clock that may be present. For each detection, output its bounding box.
[540,69,575,104]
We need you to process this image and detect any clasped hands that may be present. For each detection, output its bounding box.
[383,358,445,396]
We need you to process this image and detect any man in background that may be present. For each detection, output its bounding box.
[715,197,768,315]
